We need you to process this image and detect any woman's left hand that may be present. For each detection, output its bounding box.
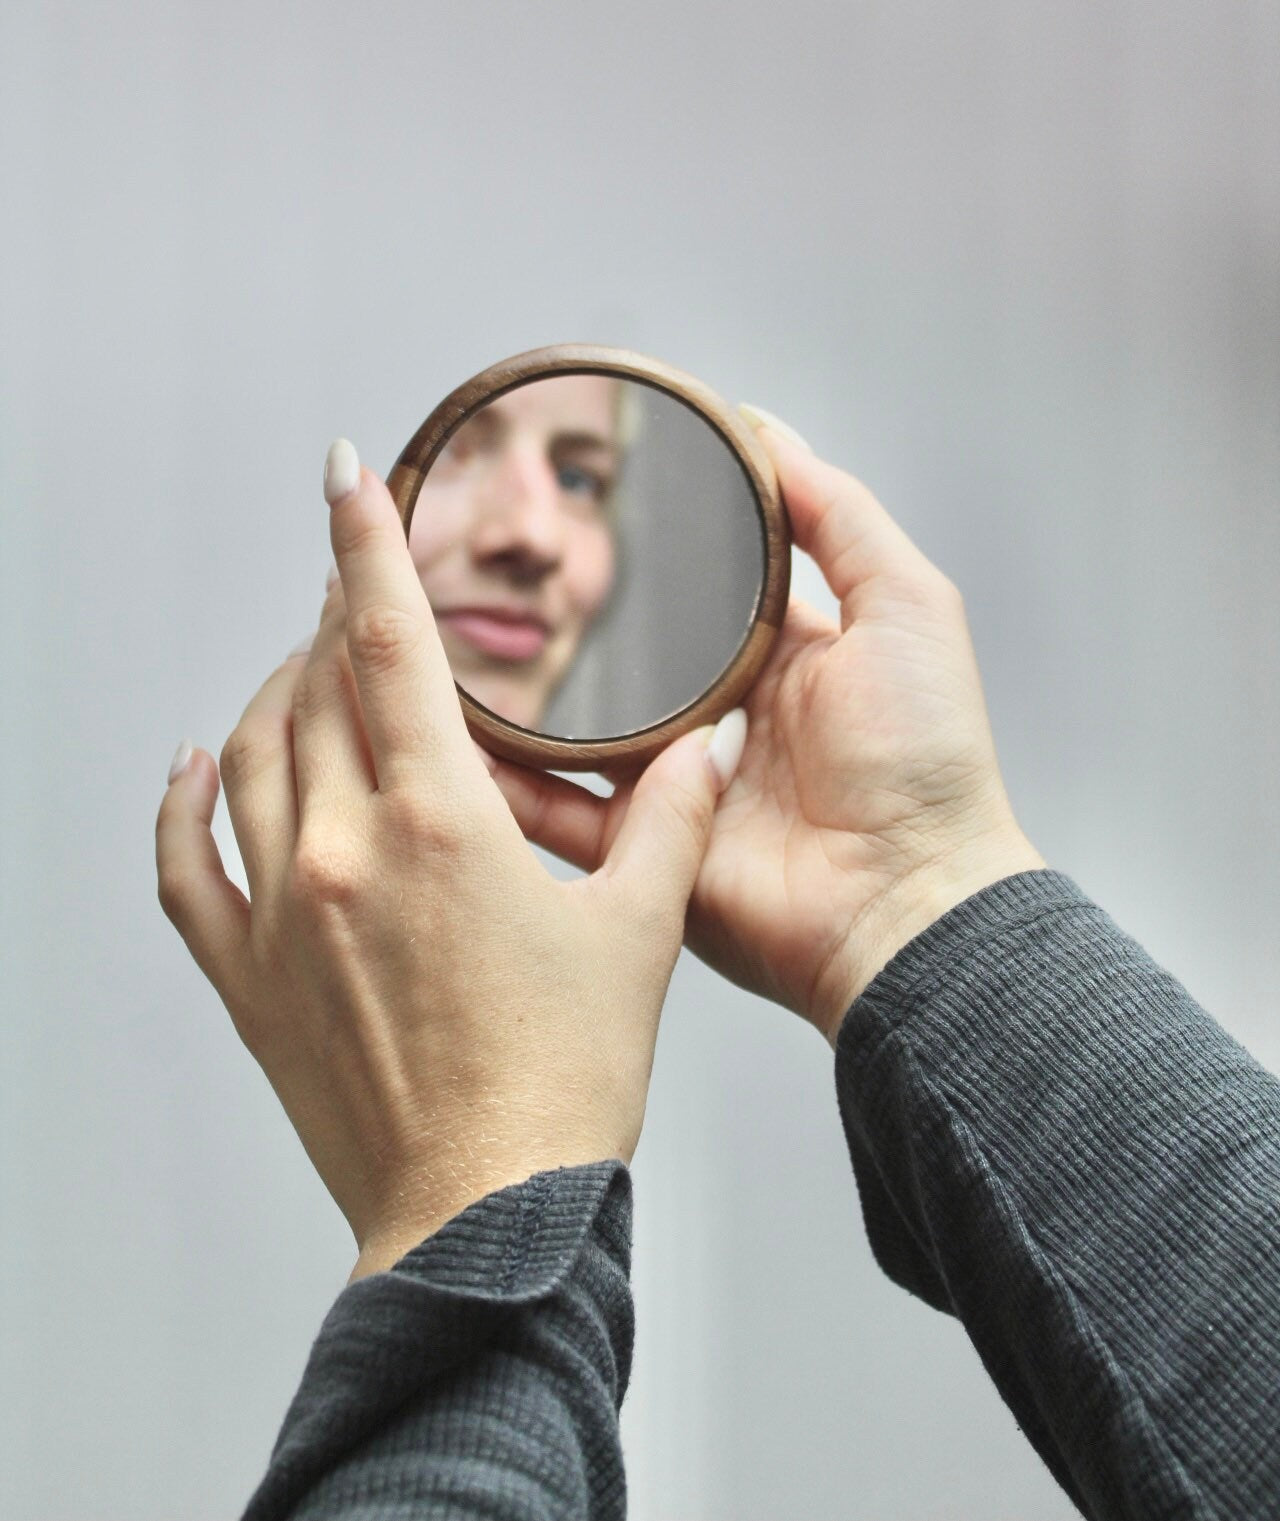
[155,445,743,1279]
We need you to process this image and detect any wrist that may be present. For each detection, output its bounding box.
[819,829,1048,1048]
[345,1143,631,1282]
[345,1171,533,1283]
[349,1235,415,1283]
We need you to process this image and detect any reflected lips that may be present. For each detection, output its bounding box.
[436,607,549,661]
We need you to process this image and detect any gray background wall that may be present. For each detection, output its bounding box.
[2,3,1277,1518]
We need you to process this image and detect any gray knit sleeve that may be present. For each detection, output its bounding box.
[241,1159,634,1520]
[834,868,1280,1519]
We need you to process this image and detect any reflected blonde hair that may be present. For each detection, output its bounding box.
[612,378,644,450]
[602,379,643,530]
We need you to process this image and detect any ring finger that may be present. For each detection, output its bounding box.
[219,649,309,903]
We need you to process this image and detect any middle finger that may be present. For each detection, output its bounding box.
[292,577,378,820]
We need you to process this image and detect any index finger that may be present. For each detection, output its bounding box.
[323,440,472,791]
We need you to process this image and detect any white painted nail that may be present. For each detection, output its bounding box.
[706,708,748,792]
[168,739,194,784]
[323,439,360,505]
[737,404,812,453]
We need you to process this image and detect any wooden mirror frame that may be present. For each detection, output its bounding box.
[386,344,791,771]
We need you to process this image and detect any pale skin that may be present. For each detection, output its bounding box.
[155,456,741,1280]
[156,414,1044,1285]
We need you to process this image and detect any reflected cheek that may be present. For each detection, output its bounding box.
[408,488,470,591]
[408,534,452,604]
[565,529,616,625]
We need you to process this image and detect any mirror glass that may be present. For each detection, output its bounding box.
[406,373,766,740]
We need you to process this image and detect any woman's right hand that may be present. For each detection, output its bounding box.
[485,416,1046,1046]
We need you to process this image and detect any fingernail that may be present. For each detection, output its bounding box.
[705,708,747,792]
[473,739,497,775]
[325,562,339,591]
[168,739,194,784]
[323,439,360,505]
[737,404,812,452]
[289,633,314,657]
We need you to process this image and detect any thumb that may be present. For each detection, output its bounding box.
[738,405,934,618]
[601,709,747,920]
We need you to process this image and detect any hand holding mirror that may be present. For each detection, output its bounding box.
[387,345,790,770]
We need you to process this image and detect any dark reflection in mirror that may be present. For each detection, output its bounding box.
[408,374,765,740]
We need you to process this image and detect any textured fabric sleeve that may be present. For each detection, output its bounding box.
[834,869,1280,1520]
[240,1159,634,1521]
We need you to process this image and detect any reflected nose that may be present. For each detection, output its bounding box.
[471,444,565,584]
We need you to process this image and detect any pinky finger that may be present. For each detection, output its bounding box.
[156,744,252,1004]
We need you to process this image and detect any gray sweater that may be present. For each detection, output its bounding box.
[241,870,1280,1519]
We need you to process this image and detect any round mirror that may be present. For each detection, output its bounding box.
[387,346,790,770]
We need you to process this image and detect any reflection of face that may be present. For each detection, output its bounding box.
[410,375,619,729]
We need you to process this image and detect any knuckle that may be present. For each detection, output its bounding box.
[346,603,421,676]
[291,657,350,727]
[290,834,362,909]
[218,727,266,789]
[156,865,194,924]
[662,775,711,854]
[329,499,383,559]
[816,462,865,519]
[381,785,468,856]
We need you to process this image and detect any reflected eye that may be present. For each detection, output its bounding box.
[556,463,610,504]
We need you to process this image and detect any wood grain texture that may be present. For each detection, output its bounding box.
[389,344,791,771]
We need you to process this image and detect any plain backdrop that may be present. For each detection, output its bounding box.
[2,3,1277,1518]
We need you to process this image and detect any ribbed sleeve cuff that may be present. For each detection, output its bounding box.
[243,1160,632,1520]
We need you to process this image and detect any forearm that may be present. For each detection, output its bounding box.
[243,1161,634,1521]
[834,869,1280,1518]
